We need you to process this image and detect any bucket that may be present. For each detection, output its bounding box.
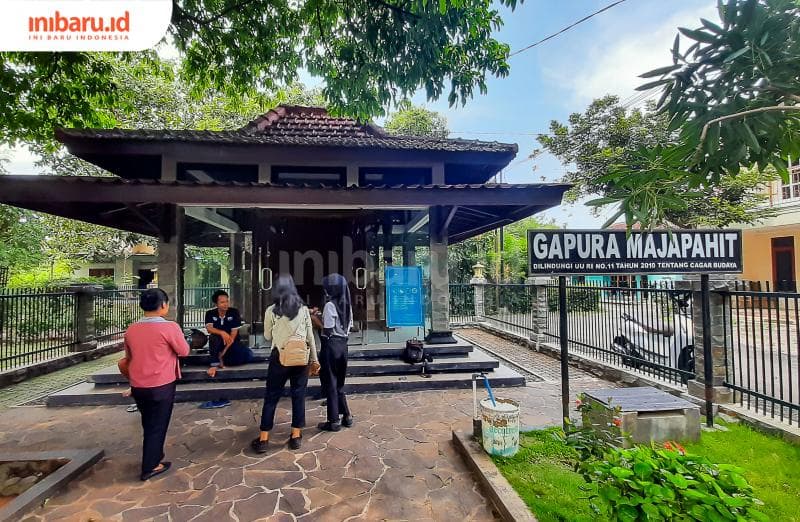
[480,397,520,457]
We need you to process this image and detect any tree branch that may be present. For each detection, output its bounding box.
[173,0,264,27]
[695,104,800,157]
[366,0,420,19]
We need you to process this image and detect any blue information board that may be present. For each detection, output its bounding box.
[385,266,425,327]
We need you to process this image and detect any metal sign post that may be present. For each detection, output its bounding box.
[558,276,570,431]
[528,229,744,432]
[700,274,714,427]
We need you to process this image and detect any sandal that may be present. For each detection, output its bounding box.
[140,461,171,481]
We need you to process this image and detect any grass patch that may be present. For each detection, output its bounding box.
[683,422,800,522]
[492,428,607,522]
[493,423,800,522]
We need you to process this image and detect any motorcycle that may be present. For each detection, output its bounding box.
[610,291,695,384]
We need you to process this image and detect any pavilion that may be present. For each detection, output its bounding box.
[0,106,569,403]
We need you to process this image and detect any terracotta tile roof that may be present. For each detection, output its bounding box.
[25,175,567,191]
[56,105,518,155]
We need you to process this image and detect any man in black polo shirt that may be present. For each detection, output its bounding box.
[201,290,254,408]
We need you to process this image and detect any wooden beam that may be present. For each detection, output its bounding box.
[185,207,241,232]
[441,206,458,235]
[161,155,177,182]
[0,176,569,208]
[125,203,161,236]
[258,164,271,184]
[62,139,516,167]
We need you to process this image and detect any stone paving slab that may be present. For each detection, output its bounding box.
[457,328,601,383]
[0,353,122,411]
[0,329,616,521]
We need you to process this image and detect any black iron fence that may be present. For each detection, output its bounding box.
[0,288,77,372]
[474,281,694,387]
[93,289,144,342]
[184,287,230,328]
[483,284,535,339]
[721,282,800,425]
[449,283,475,325]
[548,281,694,387]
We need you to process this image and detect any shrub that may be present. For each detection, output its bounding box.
[563,396,767,522]
[548,285,601,312]
[579,443,766,521]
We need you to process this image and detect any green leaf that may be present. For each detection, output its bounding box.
[678,27,718,44]
[637,79,672,91]
[723,46,750,63]
[640,64,681,78]
[610,466,635,479]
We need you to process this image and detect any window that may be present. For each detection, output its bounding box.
[781,163,800,200]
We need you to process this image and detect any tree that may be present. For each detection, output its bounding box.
[1,0,522,149]
[4,57,323,276]
[0,207,45,270]
[597,0,800,227]
[384,102,449,138]
[536,95,776,227]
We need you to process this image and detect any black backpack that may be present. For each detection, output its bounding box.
[403,339,425,364]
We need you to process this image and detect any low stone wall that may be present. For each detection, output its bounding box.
[0,341,123,389]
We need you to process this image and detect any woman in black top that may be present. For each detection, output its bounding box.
[314,273,354,432]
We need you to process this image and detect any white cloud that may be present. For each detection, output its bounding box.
[552,2,717,106]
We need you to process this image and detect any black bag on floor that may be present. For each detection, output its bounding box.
[403,338,425,364]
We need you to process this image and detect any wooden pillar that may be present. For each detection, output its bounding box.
[157,204,185,325]
[426,205,455,344]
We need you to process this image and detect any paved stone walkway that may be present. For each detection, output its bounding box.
[1,329,616,521]
[0,352,122,411]
[457,328,601,384]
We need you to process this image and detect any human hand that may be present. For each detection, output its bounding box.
[308,362,321,377]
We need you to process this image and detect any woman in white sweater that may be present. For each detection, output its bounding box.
[251,275,319,453]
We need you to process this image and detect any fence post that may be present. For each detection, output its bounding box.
[67,284,102,352]
[678,275,734,412]
[470,263,487,322]
[526,276,550,350]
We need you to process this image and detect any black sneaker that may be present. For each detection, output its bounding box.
[288,434,303,450]
[342,415,354,428]
[317,421,341,432]
[250,437,269,454]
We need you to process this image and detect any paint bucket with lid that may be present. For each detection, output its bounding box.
[479,398,520,457]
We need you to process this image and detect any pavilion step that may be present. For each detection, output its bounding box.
[46,364,526,407]
[179,340,474,366]
[87,351,499,385]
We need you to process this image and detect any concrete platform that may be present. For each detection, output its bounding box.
[179,340,474,365]
[47,364,526,407]
[88,352,499,385]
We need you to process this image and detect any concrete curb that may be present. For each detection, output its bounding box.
[452,430,537,522]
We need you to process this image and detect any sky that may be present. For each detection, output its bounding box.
[3,0,717,227]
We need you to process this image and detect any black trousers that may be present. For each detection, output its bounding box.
[208,335,254,366]
[259,349,309,431]
[132,381,176,476]
[320,336,350,423]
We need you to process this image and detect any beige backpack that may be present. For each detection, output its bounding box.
[277,309,309,367]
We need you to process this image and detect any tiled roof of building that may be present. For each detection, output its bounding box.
[56,105,518,155]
